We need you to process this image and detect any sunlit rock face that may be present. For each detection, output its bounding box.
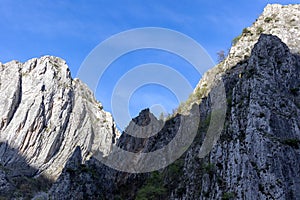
[49,34,300,200]
[193,4,300,110]
[0,56,119,180]
[0,3,299,200]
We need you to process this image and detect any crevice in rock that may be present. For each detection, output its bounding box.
[6,71,22,127]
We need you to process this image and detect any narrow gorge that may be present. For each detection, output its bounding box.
[0,3,299,200]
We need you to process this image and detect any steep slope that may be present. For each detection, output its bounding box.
[49,34,300,199]
[48,4,300,200]
[0,56,119,181]
[178,34,300,199]
[185,4,300,112]
[0,3,299,200]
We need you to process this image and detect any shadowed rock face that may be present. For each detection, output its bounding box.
[0,142,52,199]
[0,4,299,200]
[193,34,300,200]
[49,35,300,200]
[192,4,300,112]
[0,56,119,180]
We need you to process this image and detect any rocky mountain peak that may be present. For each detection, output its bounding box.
[131,108,152,126]
[182,4,300,114]
[0,55,119,181]
[227,4,300,69]
[41,32,300,200]
[122,108,164,140]
[0,3,299,200]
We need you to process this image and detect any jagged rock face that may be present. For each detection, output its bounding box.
[227,4,300,69]
[46,4,300,200]
[0,56,118,180]
[177,35,300,199]
[50,35,300,200]
[48,147,117,200]
[108,35,299,200]
[173,7,300,197]
[117,108,178,154]
[0,3,299,200]
[192,4,300,109]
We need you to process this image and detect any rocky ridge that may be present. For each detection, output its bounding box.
[49,4,300,200]
[186,4,300,112]
[0,56,119,181]
[0,3,299,200]
[49,34,300,200]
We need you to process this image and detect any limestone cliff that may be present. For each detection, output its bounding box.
[0,3,299,200]
[187,4,300,112]
[48,4,300,200]
[177,34,300,199]
[0,56,119,180]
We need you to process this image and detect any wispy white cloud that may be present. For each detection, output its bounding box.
[0,1,120,41]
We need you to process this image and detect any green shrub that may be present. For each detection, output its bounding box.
[222,192,235,200]
[194,86,208,99]
[282,138,300,148]
[135,172,167,200]
[167,159,184,175]
[242,28,251,34]
[256,26,264,35]
[10,175,52,199]
[232,35,242,46]
[202,162,215,175]
[177,102,185,114]
[264,17,273,23]
[135,185,166,200]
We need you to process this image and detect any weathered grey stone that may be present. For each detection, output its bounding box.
[191,4,300,112]
[0,56,119,180]
[1,3,300,200]
[106,34,300,200]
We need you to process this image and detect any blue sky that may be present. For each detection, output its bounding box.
[1,0,299,129]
